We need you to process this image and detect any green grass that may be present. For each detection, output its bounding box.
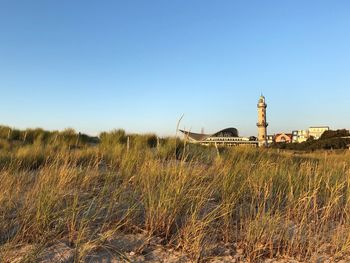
[0,131,350,262]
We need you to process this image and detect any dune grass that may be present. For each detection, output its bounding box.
[0,136,350,262]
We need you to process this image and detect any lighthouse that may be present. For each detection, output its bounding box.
[257,95,268,147]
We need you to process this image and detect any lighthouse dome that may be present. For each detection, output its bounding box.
[258,95,265,103]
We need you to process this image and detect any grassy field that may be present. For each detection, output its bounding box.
[0,131,350,262]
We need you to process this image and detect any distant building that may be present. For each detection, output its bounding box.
[308,126,329,140]
[292,130,309,143]
[180,128,258,147]
[267,135,274,145]
[292,131,298,143]
[275,133,293,143]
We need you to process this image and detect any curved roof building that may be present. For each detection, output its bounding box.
[180,128,238,141]
[180,127,257,147]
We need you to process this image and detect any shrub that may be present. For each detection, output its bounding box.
[320,129,350,140]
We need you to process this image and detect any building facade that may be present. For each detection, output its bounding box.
[308,126,329,140]
[267,135,274,145]
[292,130,309,143]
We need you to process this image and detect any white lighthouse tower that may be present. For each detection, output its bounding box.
[257,95,268,147]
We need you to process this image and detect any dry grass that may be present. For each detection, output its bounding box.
[0,140,350,262]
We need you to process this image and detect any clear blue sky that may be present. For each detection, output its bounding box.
[1,1,349,136]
